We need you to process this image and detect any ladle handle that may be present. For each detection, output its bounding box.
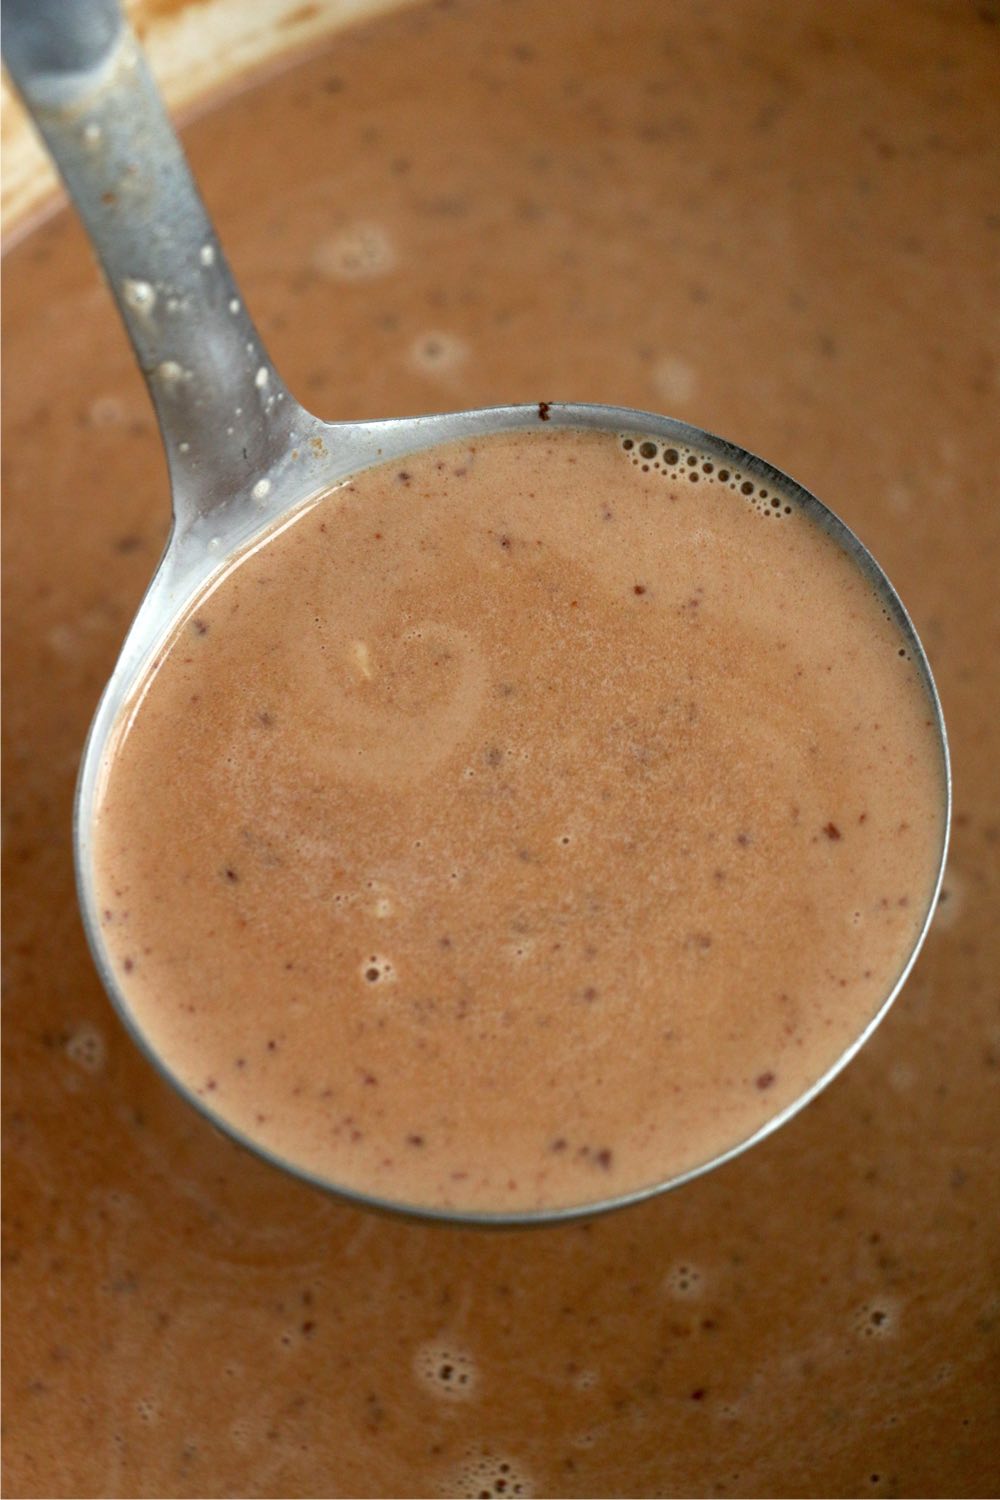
[2,0,304,523]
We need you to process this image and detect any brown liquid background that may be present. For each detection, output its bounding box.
[2,0,998,1493]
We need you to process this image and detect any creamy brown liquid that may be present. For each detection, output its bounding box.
[92,427,943,1213]
[3,0,998,1493]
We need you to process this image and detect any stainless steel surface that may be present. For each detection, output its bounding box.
[2,0,951,1226]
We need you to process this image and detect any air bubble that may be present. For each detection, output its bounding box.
[442,1449,534,1499]
[255,366,270,390]
[65,1025,106,1074]
[252,478,271,503]
[665,1263,703,1297]
[361,954,395,985]
[86,395,126,427]
[414,1341,479,1401]
[409,330,470,377]
[312,222,396,281]
[199,244,215,267]
[505,939,535,963]
[854,1300,898,1339]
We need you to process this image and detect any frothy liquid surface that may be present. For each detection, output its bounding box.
[92,427,944,1212]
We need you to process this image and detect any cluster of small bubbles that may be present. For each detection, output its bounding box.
[618,435,793,514]
[414,1342,479,1400]
[409,330,470,376]
[251,478,272,503]
[441,1449,534,1499]
[135,1397,159,1424]
[361,954,395,985]
[739,479,794,518]
[573,1368,599,1391]
[65,1025,106,1074]
[665,1263,703,1297]
[855,1300,897,1339]
[312,222,396,281]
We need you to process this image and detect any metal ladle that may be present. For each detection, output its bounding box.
[3,0,950,1225]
